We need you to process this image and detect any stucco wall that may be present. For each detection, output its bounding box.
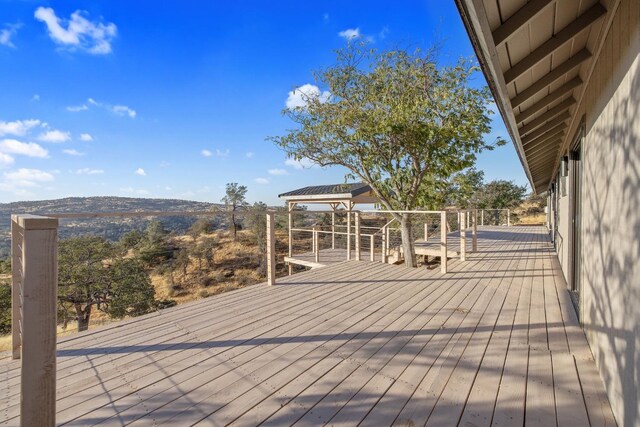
[578,1,640,425]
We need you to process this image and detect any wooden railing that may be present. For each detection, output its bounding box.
[287,209,480,274]
[479,208,511,226]
[11,214,58,427]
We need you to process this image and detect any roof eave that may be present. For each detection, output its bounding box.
[454,0,538,193]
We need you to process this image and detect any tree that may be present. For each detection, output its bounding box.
[174,248,190,280]
[475,180,527,209]
[118,229,145,251]
[245,202,268,275]
[189,218,215,239]
[221,183,248,240]
[138,220,174,266]
[58,236,156,332]
[448,168,485,208]
[272,42,501,266]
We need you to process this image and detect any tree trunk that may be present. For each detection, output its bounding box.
[231,212,237,240]
[399,213,416,268]
[75,304,91,332]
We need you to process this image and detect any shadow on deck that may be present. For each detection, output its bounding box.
[0,226,615,426]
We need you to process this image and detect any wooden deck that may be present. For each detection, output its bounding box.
[0,226,615,426]
[286,233,463,268]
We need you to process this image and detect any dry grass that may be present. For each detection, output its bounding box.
[0,227,296,351]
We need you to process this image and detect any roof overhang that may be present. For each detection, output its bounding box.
[455,0,616,193]
[280,193,379,204]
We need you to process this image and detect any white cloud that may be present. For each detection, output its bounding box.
[0,139,49,158]
[286,83,330,109]
[135,168,146,176]
[112,105,136,118]
[246,151,254,158]
[4,168,54,185]
[216,149,230,157]
[323,13,330,22]
[32,94,40,102]
[0,23,22,48]
[159,161,170,167]
[76,167,103,174]
[378,26,389,40]
[34,7,117,54]
[285,157,316,169]
[79,133,93,141]
[255,177,269,184]
[37,129,71,143]
[268,168,288,176]
[74,98,136,119]
[201,149,212,157]
[0,153,14,166]
[164,186,172,191]
[66,104,88,112]
[120,186,149,195]
[338,28,361,40]
[63,149,84,156]
[0,119,41,137]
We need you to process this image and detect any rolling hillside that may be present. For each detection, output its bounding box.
[0,197,223,257]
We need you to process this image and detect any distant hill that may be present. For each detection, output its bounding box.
[0,197,224,258]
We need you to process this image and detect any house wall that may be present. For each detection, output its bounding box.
[557,1,640,425]
[554,174,570,282]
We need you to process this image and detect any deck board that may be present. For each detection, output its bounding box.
[0,226,617,426]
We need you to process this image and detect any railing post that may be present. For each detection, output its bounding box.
[381,226,388,263]
[460,211,467,261]
[370,235,375,262]
[472,209,478,252]
[331,211,336,249]
[354,212,361,261]
[507,209,511,226]
[267,212,276,286]
[11,218,22,360]
[481,209,484,226]
[440,211,448,274]
[346,211,352,261]
[14,214,58,427]
[287,203,293,275]
[313,226,319,263]
[424,220,429,241]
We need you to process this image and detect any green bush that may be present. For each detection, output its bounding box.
[0,283,10,335]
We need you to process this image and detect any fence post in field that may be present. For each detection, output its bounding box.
[13,214,58,427]
[440,211,448,274]
[472,209,478,252]
[267,212,276,286]
[354,212,361,261]
[346,211,352,260]
[460,211,467,261]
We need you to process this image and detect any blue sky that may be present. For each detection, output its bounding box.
[0,1,528,205]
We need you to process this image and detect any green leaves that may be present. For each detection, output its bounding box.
[272,42,499,212]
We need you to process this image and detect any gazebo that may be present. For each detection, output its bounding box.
[279,183,380,270]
